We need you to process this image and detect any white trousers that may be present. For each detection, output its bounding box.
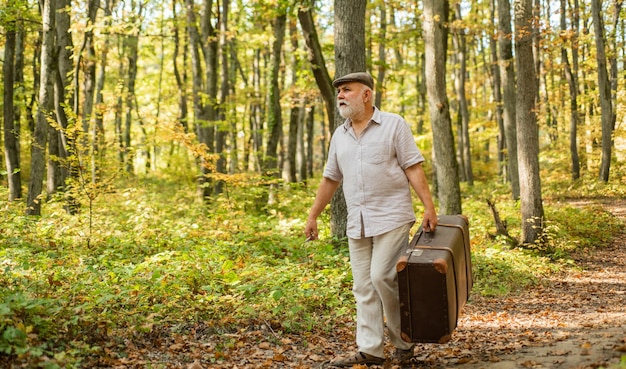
[348,223,414,358]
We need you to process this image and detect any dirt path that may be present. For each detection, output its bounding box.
[406,200,626,369]
[115,202,625,369]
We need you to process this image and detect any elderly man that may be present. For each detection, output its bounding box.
[304,72,438,366]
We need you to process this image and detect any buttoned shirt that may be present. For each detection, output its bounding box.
[323,107,425,239]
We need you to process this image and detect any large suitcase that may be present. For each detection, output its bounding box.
[396,214,472,343]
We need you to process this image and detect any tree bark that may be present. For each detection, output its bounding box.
[172,0,189,133]
[498,0,520,199]
[374,2,386,109]
[93,0,112,183]
[297,3,335,132]
[287,17,301,183]
[489,0,506,176]
[27,0,56,215]
[186,0,218,200]
[214,0,230,195]
[52,0,78,212]
[560,0,580,180]
[423,0,462,215]
[264,12,287,178]
[514,0,544,245]
[331,0,367,240]
[591,0,615,182]
[3,21,23,200]
[452,3,473,186]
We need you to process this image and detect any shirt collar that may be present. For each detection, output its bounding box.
[341,106,381,132]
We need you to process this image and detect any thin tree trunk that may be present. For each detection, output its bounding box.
[490,0,506,178]
[27,0,56,216]
[297,3,335,132]
[498,0,520,199]
[423,0,462,215]
[374,2,386,109]
[452,3,473,186]
[53,0,78,212]
[264,12,286,181]
[561,0,580,180]
[297,101,309,183]
[214,0,230,195]
[250,49,264,173]
[201,0,219,199]
[515,0,544,245]
[287,18,301,183]
[306,104,315,180]
[93,0,112,183]
[172,0,188,133]
[416,53,426,135]
[14,24,26,158]
[3,21,22,200]
[124,32,139,174]
[591,0,614,182]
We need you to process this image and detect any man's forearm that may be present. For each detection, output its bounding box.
[308,177,340,220]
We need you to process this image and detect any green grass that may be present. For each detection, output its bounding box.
[0,173,624,368]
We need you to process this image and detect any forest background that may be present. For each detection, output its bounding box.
[1,0,625,368]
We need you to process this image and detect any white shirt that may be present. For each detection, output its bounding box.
[323,107,425,238]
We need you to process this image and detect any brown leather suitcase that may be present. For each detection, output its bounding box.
[396,214,472,343]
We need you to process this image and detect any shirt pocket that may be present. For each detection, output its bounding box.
[364,142,390,165]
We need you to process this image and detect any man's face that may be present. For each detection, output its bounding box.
[336,82,366,119]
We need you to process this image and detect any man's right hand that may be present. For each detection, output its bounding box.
[304,218,319,241]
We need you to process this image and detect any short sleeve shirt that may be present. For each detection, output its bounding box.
[323,107,425,239]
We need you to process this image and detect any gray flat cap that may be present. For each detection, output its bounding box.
[332,72,374,89]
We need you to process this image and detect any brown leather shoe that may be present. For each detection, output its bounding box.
[329,351,385,367]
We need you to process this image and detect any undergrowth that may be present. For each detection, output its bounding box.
[0,174,624,368]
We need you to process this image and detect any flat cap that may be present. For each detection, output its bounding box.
[332,72,374,89]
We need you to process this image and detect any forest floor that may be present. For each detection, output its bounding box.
[102,200,626,369]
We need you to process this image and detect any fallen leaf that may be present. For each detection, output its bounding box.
[547,350,570,356]
[520,360,538,368]
[187,360,203,369]
[169,343,185,351]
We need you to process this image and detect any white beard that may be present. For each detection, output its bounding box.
[337,100,365,119]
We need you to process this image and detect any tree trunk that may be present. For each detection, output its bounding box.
[250,49,264,173]
[287,18,301,183]
[124,36,137,174]
[423,0,461,215]
[214,0,230,195]
[374,2,386,109]
[52,0,77,212]
[93,0,112,183]
[172,0,189,133]
[308,104,316,180]
[186,0,217,200]
[560,0,580,180]
[27,0,56,216]
[297,4,335,132]
[331,0,367,240]
[498,0,520,199]
[592,0,615,182]
[264,12,286,179]
[514,0,544,245]
[452,3,473,186]
[200,0,218,199]
[15,24,26,157]
[3,21,23,200]
[490,0,506,177]
[608,1,621,139]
